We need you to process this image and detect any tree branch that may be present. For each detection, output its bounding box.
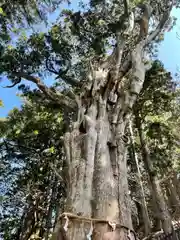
[45,57,79,86]
[3,140,38,154]
[123,0,129,16]
[3,79,21,88]
[100,1,131,70]
[119,6,172,79]
[45,57,59,75]
[55,74,79,87]
[145,7,172,46]
[124,11,134,36]
[10,72,76,109]
[49,163,63,181]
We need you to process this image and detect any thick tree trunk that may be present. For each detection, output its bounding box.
[150,198,161,232]
[51,43,147,239]
[135,115,172,234]
[62,100,133,239]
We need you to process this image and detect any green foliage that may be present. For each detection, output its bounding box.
[0,0,63,25]
[0,0,177,90]
[0,99,3,107]
[134,60,180,177]
[0,97,65,239]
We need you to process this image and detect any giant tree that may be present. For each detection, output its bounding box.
[0,0,178,239]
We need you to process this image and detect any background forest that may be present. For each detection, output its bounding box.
[0,0,180,240]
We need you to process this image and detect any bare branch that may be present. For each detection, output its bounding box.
[45,57,59,75]
[3,79,21,88]
[45,56,79,86]
[3,140,38,153]
[123,0,129,16]
[10,71,76,109]
[124,12,134,36]
[49,163,63,181]
[100,1,130,70]
[119,6,173,79]
[114,34,125,78]
[55,74,79,87]
[176,31,180,40]
[145,7,172,46]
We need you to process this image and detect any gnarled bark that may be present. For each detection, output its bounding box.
[51,41,147,239]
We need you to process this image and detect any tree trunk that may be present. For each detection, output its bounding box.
[129,120,151,235]
[19,195,36,240]
[168,181,180,208]
[135,114,172,234]
[150,198,161,232]
[18,191,46,240]
[62,100,133,239]
[172,173,180,200]
[44,176,58,240]
[51,42,147,239]
[165,180,180,219]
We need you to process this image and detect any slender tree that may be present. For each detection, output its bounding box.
[133,60,180,234]
[129,120,151,235]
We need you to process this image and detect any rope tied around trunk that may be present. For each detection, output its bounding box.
[59,212,137,239]
[63,214,69,232]
[86,221,93,240]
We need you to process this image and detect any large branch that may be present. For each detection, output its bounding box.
[45,57,79,87]
[4,79,21,88]
[55,74,79,87]
[119,7,172,78]
[11,72,76,109]
[100,0,131,69]
[123,0,129,16]
[145,9,172,46]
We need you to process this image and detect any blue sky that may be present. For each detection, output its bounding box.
[0,5,180,117]
[158,8,180,76]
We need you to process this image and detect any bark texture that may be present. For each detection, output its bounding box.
[50,42,147,240]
